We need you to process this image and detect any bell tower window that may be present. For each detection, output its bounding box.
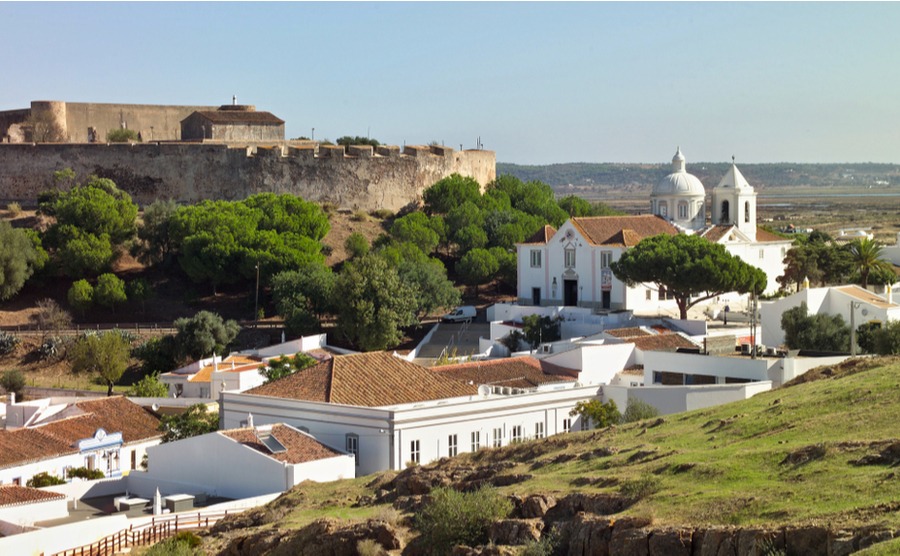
[745,201,751,223]
[720,200,730,224]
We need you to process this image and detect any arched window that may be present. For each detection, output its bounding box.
[659,201,668,217]
[745,201,751,223]
[678,201,688,219]
[720,200,730,223]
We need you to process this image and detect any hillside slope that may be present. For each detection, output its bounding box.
[203,357,900,554]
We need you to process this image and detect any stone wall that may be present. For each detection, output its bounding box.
[0,143,496,211]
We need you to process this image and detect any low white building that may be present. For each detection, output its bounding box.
[760,285,900,348]
[220,351,601,476]
[160,354,266,399]
[0,485,68,533]
[0,397,162,486]
[144,423,355,499]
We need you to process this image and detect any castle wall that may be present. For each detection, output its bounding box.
[60,102,216,142]
[0,143,496,211]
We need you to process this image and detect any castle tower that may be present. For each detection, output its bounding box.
[711,158,757,240]
[650,147,706,232]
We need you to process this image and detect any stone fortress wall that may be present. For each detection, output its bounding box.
[0,142,496,211]
[0,100,496,210]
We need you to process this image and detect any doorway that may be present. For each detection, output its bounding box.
[532,287,541,306]
[602,290,611,309]
[563,279,578,306]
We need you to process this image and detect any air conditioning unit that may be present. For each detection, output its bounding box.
[540,344,553,354]
[766,346,777,356]
[740,343,751,355]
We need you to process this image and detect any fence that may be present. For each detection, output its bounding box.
[50,509,239,556]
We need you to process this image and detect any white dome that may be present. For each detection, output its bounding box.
[651,148,705,197]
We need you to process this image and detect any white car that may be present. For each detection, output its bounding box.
[441,306,476,323]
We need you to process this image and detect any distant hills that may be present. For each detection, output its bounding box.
[496,162,900,196]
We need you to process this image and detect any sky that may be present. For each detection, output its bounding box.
[1,2,899,165]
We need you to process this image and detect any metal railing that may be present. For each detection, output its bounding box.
[50,508,241,556]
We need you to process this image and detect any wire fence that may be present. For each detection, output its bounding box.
[49,509,240,556]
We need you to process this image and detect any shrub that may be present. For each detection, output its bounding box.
[520,534,556,556]
[7,202,22,216]
[500,330,525,352]
[0,331,20,356]
[27,472,66,488]
[0,370,26,400]
[356,539,387,556]
[320,201,338,215]
[145,531,203,556]
[622,397,660,423]
[67,466,105,480]
[351,210,369,222]
[107,128,140,143]
[415,487,512,555]
[370,208,394,220]
[619,476,662,500]
[570,399,621,429]
[37,336,64,361]
[345,232,370,259]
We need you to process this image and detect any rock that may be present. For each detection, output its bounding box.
[784,526,828,556]
[218,528,288,556]
[695,528,737,556]
[609,527,649,556]
[450,545,518,556]
[647,529,691,556]
[856,529,894,550]
[547,493,633,521]
[828,532,856,556]
[489,518,544,545]
[736,528,783,556]
[521,494,556,518]
[564,514,614,556]
[492,473,533,486]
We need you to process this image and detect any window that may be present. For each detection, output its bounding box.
[471,431,480,452]
[600,251,612,269]
[346,434,359,466]
[565,248,576,268]
[759,249,765,260]
[131,451,137,471]
[410,440,420,464]
[678,201,688,219]
[535,422,545,439]
[645,289,652,301]
[448,434,458,457]
[562,418,571,433]
[493,427,503,448]
[745,201,751,223]
[530,250,542,268]
[12,477,21,486]
[511,425,523,443]
[720,200,730,223]
[580,417,590,431]
[658,201,668,217]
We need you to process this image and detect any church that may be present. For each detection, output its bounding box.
[516,149,791,313]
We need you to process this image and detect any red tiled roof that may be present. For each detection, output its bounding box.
[221,424,344,465]
[245,352,477,407]
[571,215,678,247]
[188,110,284,125]
[0,397,161,470]
[605,327,652,339]
[432,357,577,388]
[755,228,792,243]
[0,485,65,507]
[700,225,733,242]
[521,225,557,245]
[630,334,698,352]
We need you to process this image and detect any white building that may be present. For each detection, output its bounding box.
[220,351,601,476]
[160,354,266,399]
[144,423,355,499]
[516,149,792,312]
[760,285,900,348]
[0,397,162,486]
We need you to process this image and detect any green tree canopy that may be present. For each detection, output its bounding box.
[848,238,894,289]
[271,263,336,322]
[136,199,179,265]
[521,314,560,349]
[94,273,127,311]
[423,174,482,215]
[55,227,114,277]
[390,212,441,254]
[0,370,26,401]
[611,234,768,320]
[129,373,169,397]
[569,399,621,429]
[456,249,499,292]
[70,332,132,396]
[780,302,850,352]
[334,254,417,351]
[0,221,46,301]
[259,353,318,384]
[52,177,138,245]
[159,404,218,443]
[174,311,240,361]
[67,279,94,316]
[335,136,380,147]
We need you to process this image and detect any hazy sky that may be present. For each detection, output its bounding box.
[1,2,898,165]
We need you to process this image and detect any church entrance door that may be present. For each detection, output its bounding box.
[563,279,578,306]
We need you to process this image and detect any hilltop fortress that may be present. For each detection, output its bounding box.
[0,100,495,210]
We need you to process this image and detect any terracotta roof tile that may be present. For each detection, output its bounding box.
[755,228,792,243]
[521,225,557,245]
[630,334,698,352]
[221,424,344,465]
[605,327,652,339]
[570,215,678,247]
[432,357,577,388]
[188,110,284,125]
[0,397,161,470]
[0,485,65,507]
[700,225,733,242]
[245,352,477,406]
[191,355,262,383]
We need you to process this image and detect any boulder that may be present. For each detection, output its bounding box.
[784,526,828,556]
[647,529,691,556]
[489,518,544,545]
[521,494,557,518]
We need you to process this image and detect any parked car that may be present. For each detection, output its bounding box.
[441,306,476,323]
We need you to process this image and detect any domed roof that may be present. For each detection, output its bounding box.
[652,148,705,197]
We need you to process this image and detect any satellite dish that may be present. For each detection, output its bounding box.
[151,403,160,412]
[861,309,869,317]
[477,385,490,397]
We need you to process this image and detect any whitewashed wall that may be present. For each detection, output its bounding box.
[0,496,68,527]
[0,513,130,556]
[604,382,772,416]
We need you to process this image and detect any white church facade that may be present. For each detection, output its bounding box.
[517,149,792,312]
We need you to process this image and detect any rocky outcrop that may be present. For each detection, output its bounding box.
[215,517,401,556]
[489,519,544,545]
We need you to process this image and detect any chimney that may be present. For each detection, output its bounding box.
[247,413,254,428]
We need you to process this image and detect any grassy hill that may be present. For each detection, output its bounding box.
[201,356,900,554]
